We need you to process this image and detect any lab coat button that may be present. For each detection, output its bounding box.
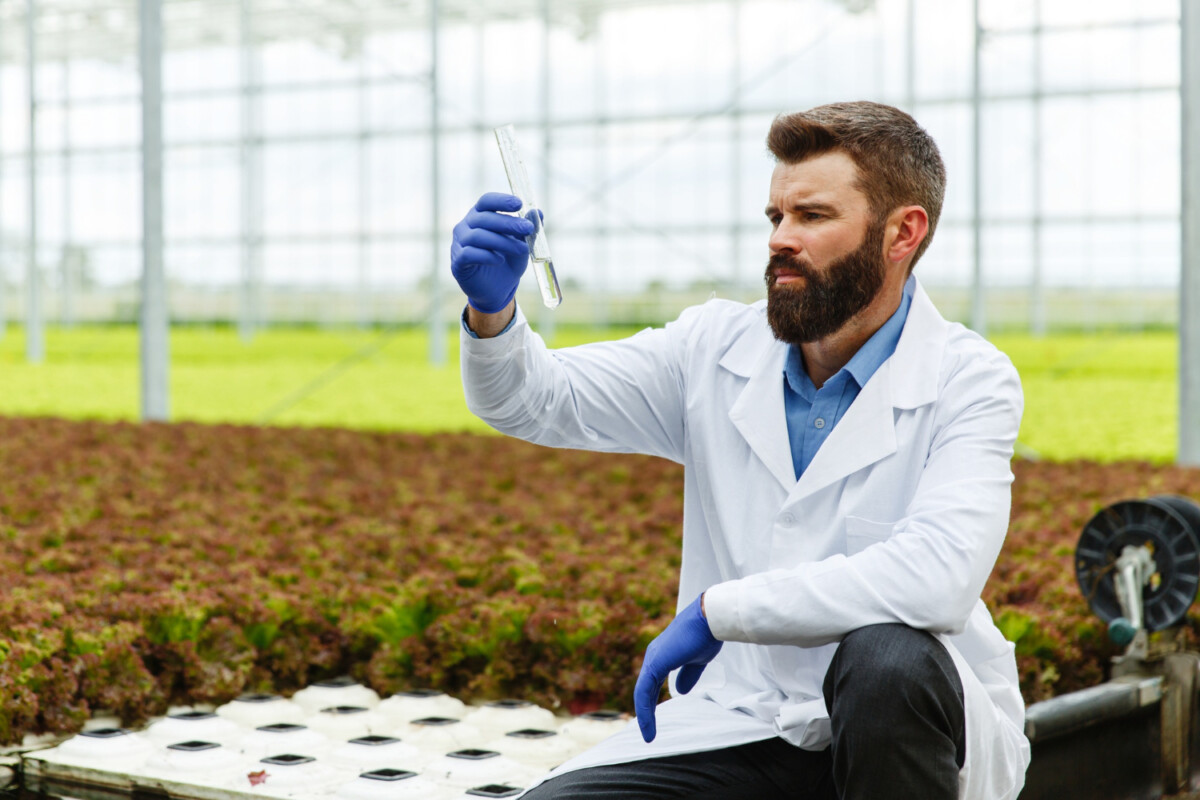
[780,512,796,526]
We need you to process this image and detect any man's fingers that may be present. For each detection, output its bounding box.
[451,246,506,273]
[455,227,531,258]
[464,210,535,240]
[474,192,524,214]
[633,667,663,743]
[675,662,707,695]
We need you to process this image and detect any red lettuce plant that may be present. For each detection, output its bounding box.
[1,416,1198,744]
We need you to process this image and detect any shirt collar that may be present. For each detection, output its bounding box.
[783,274,916,396]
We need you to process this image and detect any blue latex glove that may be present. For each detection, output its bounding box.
[633,593,723,743]
[450,192,535,314]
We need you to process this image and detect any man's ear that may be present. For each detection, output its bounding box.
[885,206,929,266]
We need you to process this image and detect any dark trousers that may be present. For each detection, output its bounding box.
[522,624,966,800]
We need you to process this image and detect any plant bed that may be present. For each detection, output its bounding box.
[0,416,1197,745]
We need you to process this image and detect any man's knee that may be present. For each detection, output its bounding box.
[825,624,957,698]
[823,624,965,759]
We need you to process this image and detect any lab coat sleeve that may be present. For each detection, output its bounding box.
[705,342,1023,646]
[460,304,693,463]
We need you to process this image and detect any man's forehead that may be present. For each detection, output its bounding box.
[767,151,866,208]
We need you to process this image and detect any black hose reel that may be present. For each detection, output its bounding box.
[1075,495,1200,649]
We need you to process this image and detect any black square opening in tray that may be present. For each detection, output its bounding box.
[361,768,417,782]
[581,710,623,721]
[79,728,129,739]
[256,723,307,733]
[485,699,532,710]
[167,711,217,721]
[349,735,400,746]
[167,741,221,752]
[260,754,315,766]
[312,676,360,688]
[411,716,459,726]
[235,693,280,703]
[466,785,524,798]
[448,749,499,761]
[319,705,368,715]
[506,728,556,739]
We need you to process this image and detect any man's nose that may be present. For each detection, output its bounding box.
[769,222,801,255]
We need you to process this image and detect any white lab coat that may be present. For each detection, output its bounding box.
[460,278,1031,799]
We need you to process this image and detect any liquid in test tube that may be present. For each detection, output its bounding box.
[494,124,562,309]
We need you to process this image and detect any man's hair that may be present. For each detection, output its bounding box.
[766,101,946,269]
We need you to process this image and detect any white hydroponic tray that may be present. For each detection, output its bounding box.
[20,678,631,800]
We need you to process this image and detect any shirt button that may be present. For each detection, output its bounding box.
[814,418,826,429]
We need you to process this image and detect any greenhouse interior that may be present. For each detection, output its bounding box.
[4,1,1200,798]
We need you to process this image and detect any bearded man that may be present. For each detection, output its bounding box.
[450,101,1030,800]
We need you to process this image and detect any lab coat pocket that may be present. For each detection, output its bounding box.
[844,516,896,555]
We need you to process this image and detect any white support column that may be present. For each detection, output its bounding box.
[538,0,555,343]
[1030,0,1045,336]
[472,20,485,190]
[592,12,608,327]
[239,0,261,340]
[969,0,985,335]
[427,0,445,366]
[904,0,915,111]
[139,0,169,420]
[357,34,369,329]
[1181,0,1200,466]
[730,0,742,291]
[26,0,43,363]
[0,19,6,339]
[61,55,74,328]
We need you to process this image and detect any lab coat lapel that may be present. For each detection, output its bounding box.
[790,279,945,503]
[722,318,796,493]
[791,363,897,502]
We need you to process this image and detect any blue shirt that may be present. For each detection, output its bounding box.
[783,276,914,480]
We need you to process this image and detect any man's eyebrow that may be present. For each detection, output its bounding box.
[764,200,840,216]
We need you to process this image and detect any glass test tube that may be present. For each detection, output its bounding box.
[494,124,562,309]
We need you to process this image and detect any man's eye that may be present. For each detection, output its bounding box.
[768,216,782,227]
[804,212,824,221]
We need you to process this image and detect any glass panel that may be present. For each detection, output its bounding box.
[367,82,429,131]
[980,100,1034,219]
[981,223,1033,286]
[69,58,140,99]
[979,0,1035,32]
[1039,97,1089,216]
[165,147,239,238]
[165,96,240,142]
[480,20,540,122]
[981,33,1034,95]
[260,39,359,87]
[164,46,239,94]
[367,137,432,235]
[167,244,239,287]
[69,102,139,148]
[70,152,140,241]
[912,0,973,99]
[261,88,359,137]
[1041,0,1177,27]
[915,103,971,223]
[916,221,971,287]
[262,142,358,236]
[600,4,736,117]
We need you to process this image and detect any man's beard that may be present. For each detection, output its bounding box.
[764,220,888,345]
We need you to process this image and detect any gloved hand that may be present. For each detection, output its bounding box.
[634,593,723,743]
[450,192,535,314]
